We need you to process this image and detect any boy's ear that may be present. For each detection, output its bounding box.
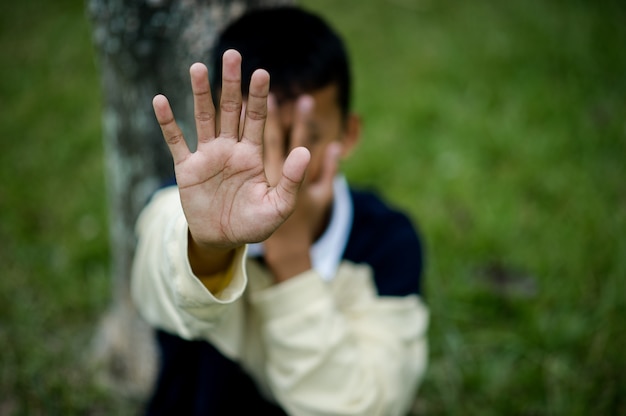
[340,113,361,159]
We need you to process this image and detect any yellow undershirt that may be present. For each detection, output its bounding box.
[197,257,236,296]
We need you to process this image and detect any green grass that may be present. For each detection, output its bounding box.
[1,0,625,414]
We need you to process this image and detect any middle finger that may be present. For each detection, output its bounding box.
[218,49,243,139]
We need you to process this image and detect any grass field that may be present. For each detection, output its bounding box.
[1,0,625,414]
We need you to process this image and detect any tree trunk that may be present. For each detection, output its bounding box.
[87,0,293,397]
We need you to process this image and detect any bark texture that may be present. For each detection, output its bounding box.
[87,0,293,396]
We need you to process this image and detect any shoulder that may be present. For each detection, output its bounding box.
[343,188,425,297]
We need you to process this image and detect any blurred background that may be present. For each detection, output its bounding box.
[1,0,624,414]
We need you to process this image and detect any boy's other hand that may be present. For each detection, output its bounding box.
[263,95,342,282]
[152,50,310,257]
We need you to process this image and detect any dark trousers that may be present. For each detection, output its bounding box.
[144,330,287,416]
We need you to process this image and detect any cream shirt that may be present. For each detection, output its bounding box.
[131,186,429,416]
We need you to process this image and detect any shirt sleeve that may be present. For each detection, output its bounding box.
[131,186,248,341]
[249,261,429,416]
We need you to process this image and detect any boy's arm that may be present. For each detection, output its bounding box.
[131,51,310,338]
[131,186,249,339]
[250,203,427,415]
[250,263,429,416]
[152,50,310,276]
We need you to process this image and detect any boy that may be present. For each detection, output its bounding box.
[132,7,428,415]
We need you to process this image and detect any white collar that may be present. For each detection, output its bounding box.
[247,175,353,281]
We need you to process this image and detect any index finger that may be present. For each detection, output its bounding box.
[290,95,314,150]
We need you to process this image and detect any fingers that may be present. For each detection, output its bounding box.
[190,63,216,146]
[264,94,284,186]
[242,69,270,146]
[290,95,314,150]
[311,141,342,201]
[218,49,243,138]
[153,94,190,164]
[264,95,313,188]
[291,94,339,202]
[321,142,342,184]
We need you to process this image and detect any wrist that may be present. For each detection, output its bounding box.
[188,231,238,277]
[264,245,311,283]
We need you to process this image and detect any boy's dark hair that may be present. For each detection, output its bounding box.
[211,6,352,116]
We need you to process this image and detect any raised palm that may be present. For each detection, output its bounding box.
[152,50,310,249]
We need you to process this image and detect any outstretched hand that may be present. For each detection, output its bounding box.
[152,50,310,262]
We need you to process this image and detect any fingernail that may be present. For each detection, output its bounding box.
[329,142,342,159]
[297,95,314,113]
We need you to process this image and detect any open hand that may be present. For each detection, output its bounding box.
[152,50,310,252]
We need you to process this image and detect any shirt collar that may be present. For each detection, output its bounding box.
[247,175,353,281]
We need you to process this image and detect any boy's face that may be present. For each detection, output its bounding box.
[265,83,360,185]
